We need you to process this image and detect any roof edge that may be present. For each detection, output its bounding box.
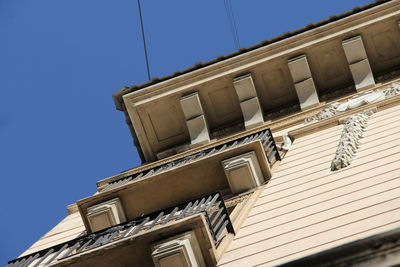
[113,0,392,110]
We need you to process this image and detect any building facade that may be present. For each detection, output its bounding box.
[8,0,400,266]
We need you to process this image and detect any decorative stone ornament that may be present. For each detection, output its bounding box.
[180,93,204,120]
[342,36,375,91]
[222,151,264,194]
[151,231,206,267]
[276,133,293,151]
[233,73,264,129]
[335,91,385,112]
[186,115,211,146]
[288,55,320,110]
[233,73,258,102]
[305,82,400,124]
[383,82,400,97]
[180,92,210,146]
[239,97,264,130]
[86,198,127,232]
[330,112,371,171]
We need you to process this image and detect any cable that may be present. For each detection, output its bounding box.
[224,0,237,49]
[224,0,241,50]
[137,0,151,80]
[227,0,241,49]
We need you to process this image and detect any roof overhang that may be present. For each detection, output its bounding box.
[116,1,400,162]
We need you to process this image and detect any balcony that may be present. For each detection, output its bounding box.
[73,128,279,230]
[8,192,233,267]
[99,128,279,193]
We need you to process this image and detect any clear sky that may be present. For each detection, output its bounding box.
[0,0,373,264]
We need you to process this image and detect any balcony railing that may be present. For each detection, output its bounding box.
[8,192,234,267]
[102,128,280,193]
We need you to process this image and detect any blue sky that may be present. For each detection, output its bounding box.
[0,0,373,264]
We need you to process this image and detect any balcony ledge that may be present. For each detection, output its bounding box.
[49,214,217,267]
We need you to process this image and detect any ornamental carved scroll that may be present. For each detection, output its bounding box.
[330,112,372,171]
[305,82,400,124]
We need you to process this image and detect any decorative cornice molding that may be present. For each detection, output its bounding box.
[114,0,396,105]
[102,79,400,190]
[224,192,252,208]
[383,81,400,97]
[305,82,400,124]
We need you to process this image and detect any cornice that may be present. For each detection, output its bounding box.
[100,77,400,188]
[122,1,399,105]
[114,0,397,108]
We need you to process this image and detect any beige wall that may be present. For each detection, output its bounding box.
[21,212,85,257]
[217,104,400,266]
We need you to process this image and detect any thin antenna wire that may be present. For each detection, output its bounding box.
[137,0,151,80]
[229,0,240,48]
[227,0,240,48]
[224,0,240,50]
[224,0,237,49]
